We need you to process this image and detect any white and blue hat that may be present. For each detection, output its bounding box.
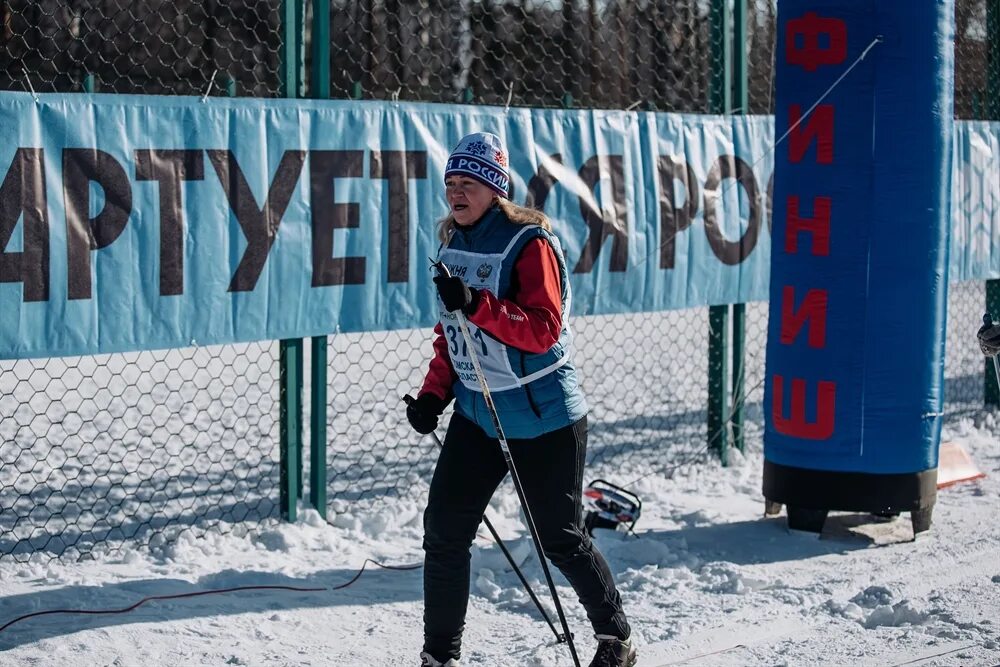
[444,132,510,198]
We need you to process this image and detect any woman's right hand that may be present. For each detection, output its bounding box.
[406,393,448,434]
[433,275,480,314]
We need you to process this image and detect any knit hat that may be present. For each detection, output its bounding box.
[444,132,510,198]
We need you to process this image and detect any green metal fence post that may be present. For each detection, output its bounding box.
[281,0,305,99]
[279,340,303,521]
[709,0,732,115]
[708,307,730,464]
[311,0,331,99]
[987,1,1000,407]
[708,0,732,462]
[83,73,97,93]
[730,0,748,454]
[309,337,328,516]
[731,303,745,454]
[279,0,306,520]
[308,0,331,518]
[734,0,747,115]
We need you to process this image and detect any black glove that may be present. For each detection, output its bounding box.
[979,314,1000,357]
[406,393,448,434]
[434,275,480,314]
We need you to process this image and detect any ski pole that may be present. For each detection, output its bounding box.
[402,394,563,642]
[431,260,581,667]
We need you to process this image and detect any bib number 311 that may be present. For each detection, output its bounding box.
[446,325,488,358]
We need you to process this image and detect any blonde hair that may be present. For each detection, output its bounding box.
[437,197,552,244]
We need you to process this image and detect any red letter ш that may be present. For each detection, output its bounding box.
[789,104,834,164]
[780,286,827,348]
[786,12,847,71]
[771,375,836,440]
[785,196,831,256]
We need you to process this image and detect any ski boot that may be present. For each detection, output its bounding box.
[419,651,459,666]
[588,634,637,667]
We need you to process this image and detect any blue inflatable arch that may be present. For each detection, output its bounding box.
[763,1,954,533]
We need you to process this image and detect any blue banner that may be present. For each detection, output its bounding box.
[0,91,993,361]
[951,121,1000,282]
[0,92,774,360]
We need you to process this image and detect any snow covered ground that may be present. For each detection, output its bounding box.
[0,284,997,665]
[0,408,998,666]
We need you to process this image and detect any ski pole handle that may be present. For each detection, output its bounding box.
[430,259,455,282]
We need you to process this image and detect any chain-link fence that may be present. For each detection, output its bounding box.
[0,344,279,561]
[746,0,778,114]
[954,0,992,120]
[318,0,991,116]
[321,0,729,110]
[0,0,284,96]
[316,309,724,509]
[0,1,990,114]
[1,0,995,561]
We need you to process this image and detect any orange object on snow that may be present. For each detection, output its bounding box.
[937,441,987,489]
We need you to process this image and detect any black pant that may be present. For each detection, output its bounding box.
[422,412,630,661]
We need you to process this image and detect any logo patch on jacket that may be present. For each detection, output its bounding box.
[477,263,493,281]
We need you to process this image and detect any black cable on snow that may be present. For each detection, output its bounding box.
[0,558,421,634]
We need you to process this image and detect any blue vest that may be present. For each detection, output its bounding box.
[437,206,588,439]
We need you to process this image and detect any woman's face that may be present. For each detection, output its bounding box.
[445,176,495,226]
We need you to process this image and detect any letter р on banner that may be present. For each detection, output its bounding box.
[762,0,953,533]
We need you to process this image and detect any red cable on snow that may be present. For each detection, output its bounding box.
[0,558,421,634]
